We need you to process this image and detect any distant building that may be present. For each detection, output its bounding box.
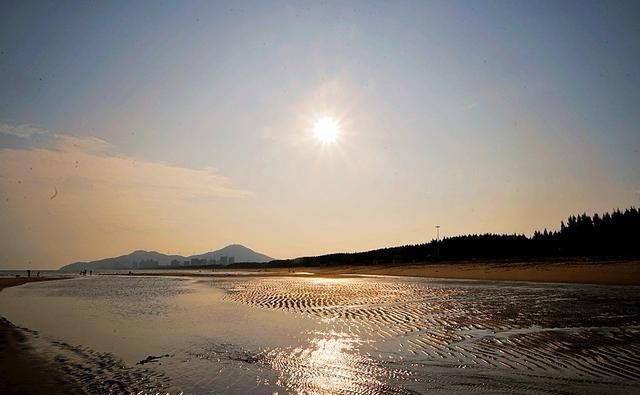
[170,259,180,267]
[190,258,207,266]
[208,259,217,265]
[183,260,190,266]
[138,259,159,269]
[219,256,228,265]
[228,257,234,265]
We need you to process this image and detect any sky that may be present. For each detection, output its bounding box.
[1,0,639,269]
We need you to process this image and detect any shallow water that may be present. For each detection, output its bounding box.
[0,275,639,394]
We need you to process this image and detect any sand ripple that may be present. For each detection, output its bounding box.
[218,277,640,388]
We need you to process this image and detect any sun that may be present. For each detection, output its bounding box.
[313,117,340,143]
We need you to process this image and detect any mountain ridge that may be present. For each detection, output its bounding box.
[59,244,273,271]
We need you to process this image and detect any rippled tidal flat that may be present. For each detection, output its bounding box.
[0,275,639,394]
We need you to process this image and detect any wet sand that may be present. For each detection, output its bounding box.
[1,274,639,394]
[1,265,639,394]
[0,277,70,291]
[0,277,80,394]
[218,276,640,392]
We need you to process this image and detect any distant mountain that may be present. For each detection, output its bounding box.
[187,244,273,263]
[59,244,273,271]
[59,250,184,272]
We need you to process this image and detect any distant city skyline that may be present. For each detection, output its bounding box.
[1,1,639,269]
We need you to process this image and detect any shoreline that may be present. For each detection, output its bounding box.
[0,276,71,291]
[96,260,640,285]
[0,277,79,394]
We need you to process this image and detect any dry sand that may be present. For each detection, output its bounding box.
[252,260,640,285]
[127,260,640,285]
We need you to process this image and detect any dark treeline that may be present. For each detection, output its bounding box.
[234,207,640,268]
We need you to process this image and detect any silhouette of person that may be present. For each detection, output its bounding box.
[27,269,31,278]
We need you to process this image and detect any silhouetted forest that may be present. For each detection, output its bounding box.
[236,207,639,268]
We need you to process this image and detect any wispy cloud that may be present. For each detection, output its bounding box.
[0,122,249,267]
[0,122,50,138]
[0,122,247,199]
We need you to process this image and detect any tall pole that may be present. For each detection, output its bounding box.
[436,225,441,260]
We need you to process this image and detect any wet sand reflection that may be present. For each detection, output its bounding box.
[1,276,639,394]
[262,330,411,395]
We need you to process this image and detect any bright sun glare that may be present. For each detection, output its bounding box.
[313,117,340,143]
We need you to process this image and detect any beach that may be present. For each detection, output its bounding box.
[272,260,640,284]
[1,265,639,394]
[143,259,640,285]
[0,273,638,394]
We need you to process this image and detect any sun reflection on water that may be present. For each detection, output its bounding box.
[304,277,357,286]
[263,330,392,394]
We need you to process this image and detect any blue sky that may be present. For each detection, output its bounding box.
[1,1,639,268]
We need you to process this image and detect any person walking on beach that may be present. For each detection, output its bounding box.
[27,269,31,278]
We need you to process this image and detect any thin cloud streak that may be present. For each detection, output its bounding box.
[0,123,249,268]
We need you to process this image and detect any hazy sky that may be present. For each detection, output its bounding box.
[1,1,639,269]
